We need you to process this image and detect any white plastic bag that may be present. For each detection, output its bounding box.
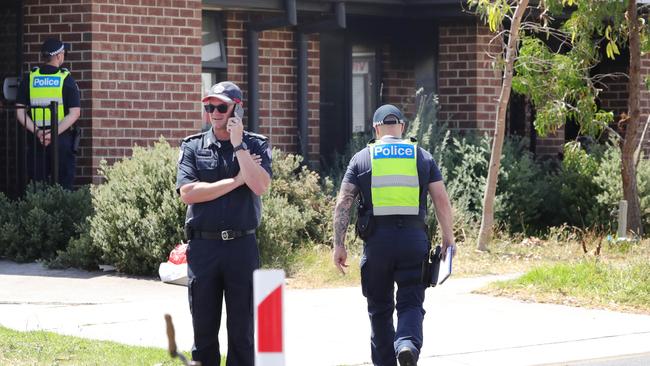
[158,262,188,286]
[159,243,189,286]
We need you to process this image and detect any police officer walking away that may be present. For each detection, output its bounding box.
[332,104,455,366]
[15,38,81,190]
[176,81,272,366]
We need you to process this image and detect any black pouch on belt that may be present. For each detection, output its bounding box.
[421,245,441,287]
[355,214,375,240]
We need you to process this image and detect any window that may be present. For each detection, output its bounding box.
[202,11,227,95]
[351,45,377,133]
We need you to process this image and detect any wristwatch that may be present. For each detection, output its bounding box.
[233,141,248,153]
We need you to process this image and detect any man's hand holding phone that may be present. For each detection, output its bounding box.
[227,117,243,146]
[227,104,244,146]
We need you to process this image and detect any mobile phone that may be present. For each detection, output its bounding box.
[234,104,244,119]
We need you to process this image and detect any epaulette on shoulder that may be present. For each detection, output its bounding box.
[60,67,69,73]
[182,132,203,143]
[31,66,39,72]
[245,131,268,141]
[367,138,377,144]
[409,137,418,143]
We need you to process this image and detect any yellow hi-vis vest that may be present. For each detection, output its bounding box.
[29,67,69,128]
[369,139,419,216]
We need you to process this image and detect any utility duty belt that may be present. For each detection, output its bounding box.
[184,226,256,241]
[373,216,426,229]
[356,215,426,240]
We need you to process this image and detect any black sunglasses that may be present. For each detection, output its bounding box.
[204,104,229,113]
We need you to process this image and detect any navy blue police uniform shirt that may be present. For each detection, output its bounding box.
[176,130,272,232]
[342,136,443,220]
[16,65,81,115]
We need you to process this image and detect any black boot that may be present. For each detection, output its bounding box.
[397,347,417,366]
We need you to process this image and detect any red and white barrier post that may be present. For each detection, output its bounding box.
[253,269,285,366]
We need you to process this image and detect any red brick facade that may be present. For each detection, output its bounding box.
[437,23,582,158]
[20,3,325,182]
[23,0,94,181]
[22,0,203,184]
[437,23,501,134]
[223,11,320,163]
[381,45,417,118]
[14,1,650,186]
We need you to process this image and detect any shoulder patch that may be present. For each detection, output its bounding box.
[182,132,203,143]
[244,131,268,141]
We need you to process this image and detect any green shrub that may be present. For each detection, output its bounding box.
[637,157,650,233]
[550,142,605,228]
[495,136,548,234]
[90,138,185,275]
[0,192,16,257]
[48,220,101,271]
[593,145,650,234]
[258,149,336,270]
[0,183,92,262]
[323,131,373,196]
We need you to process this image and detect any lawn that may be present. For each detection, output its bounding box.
[0,326,224,366]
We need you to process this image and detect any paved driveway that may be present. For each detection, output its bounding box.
[1,261,649,366]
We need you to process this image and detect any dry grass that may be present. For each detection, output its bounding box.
[285,244,362,289]
[287,225,650,300]
[470,228,650,314]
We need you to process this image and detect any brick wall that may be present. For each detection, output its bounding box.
[22,0,203,184]
[438,23,500,134]
[381,45,416,119]
[89,0,202,183]
[223,11,321,165]
[439,22,567,157]
[22,0,94,182]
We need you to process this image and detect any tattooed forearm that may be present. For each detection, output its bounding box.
[333,182,359,248]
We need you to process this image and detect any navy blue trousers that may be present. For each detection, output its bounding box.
[361,226,429,366]
[187,235,260,366]
[27,129,76,190]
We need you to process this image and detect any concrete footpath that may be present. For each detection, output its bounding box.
[1,260,650,366]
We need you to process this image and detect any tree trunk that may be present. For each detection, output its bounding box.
[477,0,529,251]
[621,0,643,236]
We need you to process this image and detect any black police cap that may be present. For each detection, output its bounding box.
[41,38,70,56]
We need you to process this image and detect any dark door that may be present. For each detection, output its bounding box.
[319,30,350,169]
[1,0,24,198]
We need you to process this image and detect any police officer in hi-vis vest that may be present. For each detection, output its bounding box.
[332,104,455,366]
[16,38,81,190]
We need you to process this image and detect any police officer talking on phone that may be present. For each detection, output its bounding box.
[176,81,272,366]
[332,104,455,366]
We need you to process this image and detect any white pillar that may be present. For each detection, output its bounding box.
[617,200,628,240]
